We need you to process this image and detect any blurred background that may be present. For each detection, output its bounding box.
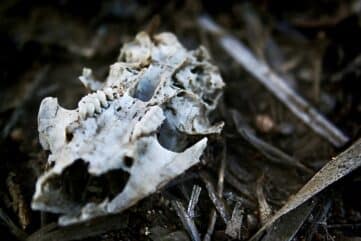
[0,1,360,240]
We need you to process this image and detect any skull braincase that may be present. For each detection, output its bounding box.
[32,32,224,225]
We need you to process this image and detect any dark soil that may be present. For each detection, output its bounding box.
[0,1,360,241]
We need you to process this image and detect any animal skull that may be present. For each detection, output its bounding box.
[32,32,224,225]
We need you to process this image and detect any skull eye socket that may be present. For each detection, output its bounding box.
[123,156,134,168]
[56,159,130,203]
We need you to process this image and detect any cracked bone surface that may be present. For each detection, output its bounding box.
[32,32,224,225]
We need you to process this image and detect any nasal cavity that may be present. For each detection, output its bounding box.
[132,65,162,101]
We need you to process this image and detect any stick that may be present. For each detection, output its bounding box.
[305,199,332,241]
[256,175,272,225]
[232,110,313,174]
[200,170,230,224]
[197,15,349,147]
[187,185,202,218]
[203,155,226,241]
[225,202,243,240]
[171,200,201,241]
[249,138,361,241]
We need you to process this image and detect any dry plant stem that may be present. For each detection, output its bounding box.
[256,175,272,225]
[227,158,254,182]
[327,223,361,229]
[313,56,321,103]
[232,110,312,174]
[249,138,361,241]
[171,200,201,241]
[187,185,202,218]
[203,155,226,241]
[305,199,332,241]
[198,15,349,147]
[261,200,316,241]
[224,170,255,202]
[331,54,361,81]
[225,202,243,239]
[0,208,27,241]
[6,173,31,229]
[200,171,230,223]
[223,192,257,210]
[203,208,217,241]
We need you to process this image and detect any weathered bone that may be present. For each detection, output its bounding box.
[32,32,224,225]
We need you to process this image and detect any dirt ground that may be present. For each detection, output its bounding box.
[0,1,360,241]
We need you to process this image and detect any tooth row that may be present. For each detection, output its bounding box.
[78,88,120,119]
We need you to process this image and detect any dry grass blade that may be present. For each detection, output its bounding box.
[249,138,361,241]
[260,200,316,241]
[198,15,349,147]
[171,200,201,241]
[256,175,272,225]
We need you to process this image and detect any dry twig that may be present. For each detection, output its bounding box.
[256,175,272,225]
[6,173,31,230]
[198,15,349,147]
[203,153,226,241]
[260,200,316,241]
[200,171,230,224]
[331,54,361,82]
[187,185,202,219]
[249,138,361,241]
[225,202,243,240]
[305,199,332,241]
[171,200,201,241]
[232,110,312,174]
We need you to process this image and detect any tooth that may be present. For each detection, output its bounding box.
[104,88,114,100]
[78,102,87,119]
[96,90,107,106]
[86,102,95,116]
[90,94,101,113]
